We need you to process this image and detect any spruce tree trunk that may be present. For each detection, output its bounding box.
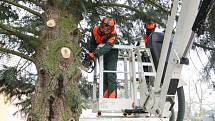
[27,2,83,121]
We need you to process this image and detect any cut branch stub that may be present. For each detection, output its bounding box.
[60,47,71,59]
[69,117,75,121]
[39,68,46,74]
[47,19,56,28]
[70,28,79,36]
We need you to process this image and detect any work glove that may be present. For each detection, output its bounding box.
[87,52,96,60]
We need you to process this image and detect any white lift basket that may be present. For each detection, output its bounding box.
[92,44,157,116]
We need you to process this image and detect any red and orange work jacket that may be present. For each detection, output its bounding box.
[88,25,118,57]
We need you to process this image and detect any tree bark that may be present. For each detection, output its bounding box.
[27,4,82,121]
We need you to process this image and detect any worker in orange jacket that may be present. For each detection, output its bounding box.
[143,21,156,44]
[141,22,156,79]
[87,17,119,98]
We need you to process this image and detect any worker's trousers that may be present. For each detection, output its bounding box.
[103,49,118,98]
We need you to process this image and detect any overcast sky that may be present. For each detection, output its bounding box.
[0,95,25,121]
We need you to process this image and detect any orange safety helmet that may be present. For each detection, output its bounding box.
[99,17,116,35]
[145,21,156,30]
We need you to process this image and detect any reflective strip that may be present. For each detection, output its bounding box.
[108,37,116,43]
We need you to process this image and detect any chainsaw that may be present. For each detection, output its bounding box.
[79,42,96,73]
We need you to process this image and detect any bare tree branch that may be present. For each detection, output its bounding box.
[144,0,169,13]
[194,81,201,103]
[193,42,215,51]
[0,22,39,46]
[96,3,144,15]
[0,29,8,35]
[26,0,45,9]
[2,0,43,18]
[91,2,166,27]
[0,47,34,62]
